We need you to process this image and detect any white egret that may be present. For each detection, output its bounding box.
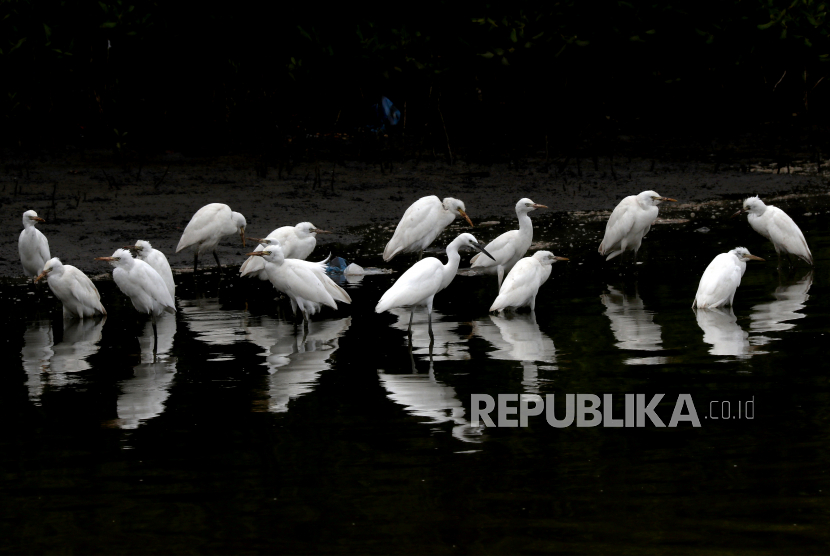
[692,247,764,309]
[35,258,106,318]
[489,251,568,313]
[96,248,176,353]
[599,190,677,261]
[383,196,474,261]
[470,198,546,287]
[126,240,175,302]
[240,222,331,279]
[245,242,351,324]
[732,196,812,266]
[176,203,247,272]
[19,210,50,280]
[376,233,494,340]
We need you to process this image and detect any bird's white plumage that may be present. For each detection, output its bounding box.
[38,258,106,318]
[693,247,761,309]
[740,196,812,264]
[19,210,51,279]
[489,251,563,312]
[377,233,484,314]
[599,190,673,260]
[383,196,471,261]
[241,222,324,279]
[134,240,175,301]
[105,249,176,317]
[176,203,247,255]
[470,198,544,286]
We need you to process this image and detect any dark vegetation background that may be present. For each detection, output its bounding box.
[3,0,830,166]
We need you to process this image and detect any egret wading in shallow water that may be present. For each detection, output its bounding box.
[489,251,569,313]
[35,258,106,318]
[241,222,332,280]
[376,233,494,342]
[19,210,50,280]
[245,242,351,326]
[126,240,175,302]
[692,247,764,309]
[470,198,546,287]
[383,196,474,261]
[732,196,813,266]
[96,249,176,353]
[176,203,247,273]
[599,190,677,262]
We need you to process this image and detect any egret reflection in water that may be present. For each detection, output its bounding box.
[244,315,351,413]
[21,317,106,404]
[472,313,556,393]
[180,297,248,360]
[695,307,759,358]
[600,285,666,365]
[750,270,812,341]
[116,313,177,429]
[387,307,469,361]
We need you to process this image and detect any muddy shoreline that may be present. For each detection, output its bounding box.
[1,150,826,278]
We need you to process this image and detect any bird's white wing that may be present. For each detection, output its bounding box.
[282,262,338,309]
[694,254,742,309]
[471,230,519,268]
[768,207,813,263]
[298,260,352,304]
[383,196,446,260]
[599,196,637,254]
[35,229,51,266]
[490,258,541,311]
[376,258,444,311]
[176,204,231,252]
[240,243,267,276]
[68,267,106,315]
[147,250,175,296]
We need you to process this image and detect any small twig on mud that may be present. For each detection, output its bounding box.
[773,70,786,92]
[153,166,169,189]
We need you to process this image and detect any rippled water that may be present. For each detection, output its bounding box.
[2,198,830,554]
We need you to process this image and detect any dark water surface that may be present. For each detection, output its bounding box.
[2,200,830,554]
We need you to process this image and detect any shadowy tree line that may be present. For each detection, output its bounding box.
[2,0,829,164]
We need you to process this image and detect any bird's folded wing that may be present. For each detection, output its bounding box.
[176,205,227,252]
[284,264,337,309]
[600,197,637,253]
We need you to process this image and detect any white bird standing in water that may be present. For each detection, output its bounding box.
[127,240,175,301]
[599,190,677,261]
[245,242,351,324]
[732,196,813,266]
[693,247,765,309]
[176,203,247,272]
[470,198,546,287]
[19,210,50,280]
[376,233,494,340]
[489,251,568,313]
[241,222,331,280]
[383,196,474,261]
[35,258,106,318]
[96,248,176,352]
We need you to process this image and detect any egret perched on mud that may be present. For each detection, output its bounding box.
[241,222,331,280]
[376,233,494,340]
[96,249,176,353]
[176,203,247,272]
[19,210,50,280]
[732,196,812,266]
[126,240,175,301]
[692,247,764,309]
[245,242,351,324]
[599,190,676,261]
[470,198,546,287]
[383,196,474,261]
[35,258,106,318]
[489,251,568,313]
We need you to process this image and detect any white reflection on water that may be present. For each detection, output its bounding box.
[387,308,469,361]
[695,307,759,358]
[21,318,105,405]
[179,297,248,360]
[601,285,667,365]
[378,351,483,443]
[750,271,812,343]
[472,313,556,393]
[116,313,177,429]
[244,315,351,413]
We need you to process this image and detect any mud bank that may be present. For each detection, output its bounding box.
[1,151,826,278]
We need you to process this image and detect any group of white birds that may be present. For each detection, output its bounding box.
[17,190,815,349]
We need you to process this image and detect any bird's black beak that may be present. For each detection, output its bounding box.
[471,241,496,261]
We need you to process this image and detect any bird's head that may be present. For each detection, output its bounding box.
[730,246,765,262]
[456,233,495,261]
[22,210,45,227]
[297,222,331,237]
[123,240,152,257]
[732,196,765,218]
[533,250,569,265]
[245,243,284,263]
[34,257,62,282]
[639,190,677,206]
[232,211,247,246]
[443,197,474,227]
[517,198,547,213]
[95,248,134,267]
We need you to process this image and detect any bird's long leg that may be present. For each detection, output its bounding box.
[418,251,424,261]
[151,314,158,355]
[407,307,415,338]
[213,250,223,272]
[497,265,504,289]
[408,333,417,373]
[427,309,434,348]
[193,251,199,274]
